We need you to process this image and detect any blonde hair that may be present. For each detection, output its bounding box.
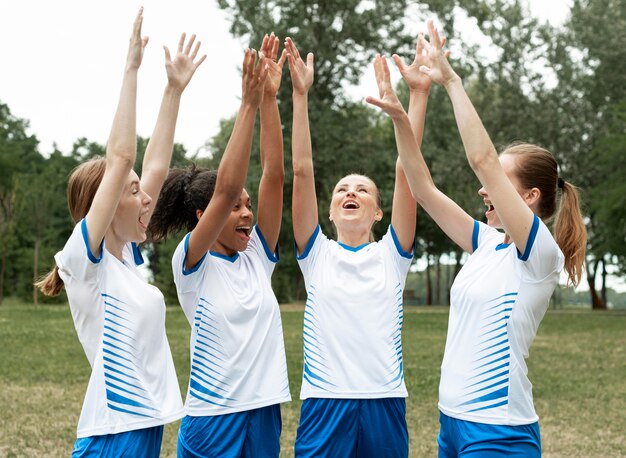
[36,158,107,296]
[501,143,587,286]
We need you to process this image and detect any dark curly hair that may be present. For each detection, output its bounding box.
[148,164,218,241]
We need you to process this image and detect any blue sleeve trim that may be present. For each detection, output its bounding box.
[254,225,279,263]
[182,233,207,275]
[472,220,480,252]
[130,243,144,266]
[518,214,540,261]
[81,218,103,264]
[389,225,414,259]
[296,225,321,260]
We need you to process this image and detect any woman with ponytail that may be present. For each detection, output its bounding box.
[367,20,586,457]
[36,10,205,456]
[149,34,291,457]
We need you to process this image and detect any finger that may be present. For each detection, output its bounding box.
[163,45,172,63]
[418,34,431,53]
[184,34,196,55]
[190,40,201,61]
[277,49,287,69]
[142,36,149,49]
[428,19,442,48]
[392,54,406,74]
[444,50,451,59]
[381,55,391,82]
[441,36,447,49]
[306,52,314,69]
[290,38,301,60]
[133,7,144,38]
[195,54,207,69]
[178,32,186,54]
[261,34,269,55]
[249,49,258,78]
[271,35,280,61]
[365,96,384,110]
[253,51,265,79]
[242,49,251,79]
[415,32,424,57]
[258,63,270,86]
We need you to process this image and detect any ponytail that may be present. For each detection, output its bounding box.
[148,165,218,242]
[35,265,65,297]
[553,181,587,287]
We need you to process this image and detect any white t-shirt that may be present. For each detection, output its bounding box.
[439,215,564,425]
[296,225,414,400]
[55,219,184,438]
[172,225,291,416]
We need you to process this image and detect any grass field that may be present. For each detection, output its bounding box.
[0,301,624,457]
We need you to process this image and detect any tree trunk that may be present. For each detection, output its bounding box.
[601,257,608,307]
[425,255,433,306]
[586,258,606,310]
[0,249,5,305]
[33,238,40,307]
[435,256,441,306]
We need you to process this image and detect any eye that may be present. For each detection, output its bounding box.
[131,187,139,195]
[358,188,368,193]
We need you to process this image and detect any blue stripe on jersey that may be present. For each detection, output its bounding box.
[182,233,207,275]
[518,214,540,261]
[296,225,321,260]
[255,225,280,262]
[189,297,236,406]
[457,291,517,414]
[383,283,405,388]
[101,293,158,418]
[471,220,480,252]
[302,285,336,390]
[390,225,414,259]
[130,242,144,265]
[81,218,103,264]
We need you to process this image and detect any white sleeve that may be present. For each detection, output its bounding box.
[381,225,414,279]
[472,220,502,252]
[518,215,564,282]
[172,233,208,324]
[54,219,102,284]
[296,225,328,281]
[245,225,279,278]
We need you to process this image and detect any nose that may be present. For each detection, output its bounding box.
[242,206,253,219]
[142,191,152,206]
[346,189,356,197]
[478,186,487,197]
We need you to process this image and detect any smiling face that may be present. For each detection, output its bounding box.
[212,189,254,256]
[329,174,382,237]
[110,170,153,244]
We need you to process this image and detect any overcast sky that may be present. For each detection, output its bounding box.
[0,0,572,157]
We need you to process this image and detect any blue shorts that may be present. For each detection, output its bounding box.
[72,425,163,458]
[177,404,282,458]
[295,398,408,458]
[438,411,541,457]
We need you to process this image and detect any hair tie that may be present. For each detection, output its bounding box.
[557,177,565,189]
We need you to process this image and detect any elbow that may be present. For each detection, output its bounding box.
[292,161,313,179]
[106,147,134,170]
[468,149,499,174]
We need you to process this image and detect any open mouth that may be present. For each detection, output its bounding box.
[342,200,359,210]
[236,226,251,237]
[138,217,147,230]
[485,203,495,216]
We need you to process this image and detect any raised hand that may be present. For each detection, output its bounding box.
[241,49,269,108]
[164,33,206,94]
[418,20,458,87]
[392,31,438,93]
[285,37,314,95]
[126,7,149,71]
[365,55,407,120]
[261,33,287,97]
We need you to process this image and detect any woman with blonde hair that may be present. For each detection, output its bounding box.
[37,9,205,456]
[367,19,587,458]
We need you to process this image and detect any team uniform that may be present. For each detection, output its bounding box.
[438,215,564,457]
[55,219,184,457]
[294,225,413,458]
[172,225,291,457]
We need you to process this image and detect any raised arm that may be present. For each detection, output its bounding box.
[257,33,287,251]
[85,8,147,256]
[419,20,535,252]
[285,38,317,253]
[185,50,268,269]
[366,54,475,253]
[141,33,206,226]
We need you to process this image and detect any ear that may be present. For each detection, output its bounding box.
[524,187,540,207]
[196,209,204,221]
[374,208,383,222]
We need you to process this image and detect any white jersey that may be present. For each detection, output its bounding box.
[172,225,291,416]
[439,215,564,425]
[55,219,184,438]
[296,225,413,400]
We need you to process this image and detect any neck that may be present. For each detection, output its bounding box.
[104,231,125,261]
[210,241,238,257]
[336,226,371,247]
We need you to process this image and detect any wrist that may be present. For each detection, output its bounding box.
[444,74,462,91]
[293,89,309,99]
[164,84,184,97]
[410,87,431,96]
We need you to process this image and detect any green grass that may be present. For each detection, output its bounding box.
[0,302,624,457]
